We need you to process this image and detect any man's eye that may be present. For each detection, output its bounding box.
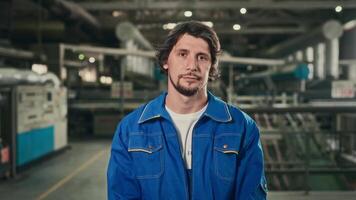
[198,55,208,61]
[178,52,187,57]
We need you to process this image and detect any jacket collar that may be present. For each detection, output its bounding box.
[138,92,168,124]
[204,91,232,122]
[138,91,232,124]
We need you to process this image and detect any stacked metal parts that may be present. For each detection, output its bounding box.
[251,110,355,190]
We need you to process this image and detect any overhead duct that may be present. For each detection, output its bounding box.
[267,20,344,79]
[340,21,356,81]
[0,46,35,59]
[220,53,285,66]
[12,20,65,41]
[115,22,153,50]
[266,20,343,56]
[40,72,61,89]
[237,63,310,82]
[34,0,100,35]
[0,68,60,87]
[0,68,42,85]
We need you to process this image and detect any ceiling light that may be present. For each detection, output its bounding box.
[100,76,113,85]
[78,53,85,60]
[32,64,48,75]
[112,10,121,17]
[163,23,177,30]
[89,57,96,63]
[335,5,343,13]
[166,23,177,30]
[184,10,193,17]
[240,8,247,15]
[233,24,241,31]
[202,21,213,28]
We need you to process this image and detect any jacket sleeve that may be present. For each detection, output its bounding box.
[235,121,268,200]
[107,123,141,200]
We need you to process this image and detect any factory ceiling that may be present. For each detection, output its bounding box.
[1,0,356,57]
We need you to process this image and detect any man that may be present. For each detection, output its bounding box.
[107,21,267,200]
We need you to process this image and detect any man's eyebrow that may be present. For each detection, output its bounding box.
[197,52,211,58]
[174,47,210,58]
[175,48,189,52]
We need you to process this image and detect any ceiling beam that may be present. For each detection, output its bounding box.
[79,1,356,11]
[216,27,306,35]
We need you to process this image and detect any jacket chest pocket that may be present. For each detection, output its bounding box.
[213,134,242,181]
[128,134,164,179]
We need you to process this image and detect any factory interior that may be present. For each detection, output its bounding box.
[1,0,356,199]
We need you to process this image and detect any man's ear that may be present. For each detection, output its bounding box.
[163,64,168,70]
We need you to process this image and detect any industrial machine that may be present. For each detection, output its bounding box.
[15,84,67,167]
[0,87,13,178]
[0,68,68,176]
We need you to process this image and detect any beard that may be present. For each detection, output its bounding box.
[168,72,203,97]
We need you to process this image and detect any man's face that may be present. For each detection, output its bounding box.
[164,33,212,96]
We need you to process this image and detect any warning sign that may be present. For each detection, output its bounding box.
[332,81,355,98]
[1,147,9,163]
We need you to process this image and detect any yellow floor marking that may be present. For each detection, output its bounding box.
[36,149,108,200]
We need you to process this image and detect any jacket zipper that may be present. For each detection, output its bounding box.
[169,121,190,200]
[190,118,204,200]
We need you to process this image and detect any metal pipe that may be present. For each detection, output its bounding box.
[236,64,309,81]
[325,38,339,79]
[0,46,35,59]
[39,0,100,29]
[61,44,286,66]
[115,22,153,50]
[12,20,65,40]
[61,44,155,58]
[314,43,326,79]
[266,20,343,56]
[266,168,356,174]
[243,105,356,113]
[79,1,356,11]
[0,68,60,86]
[220,54,285,66]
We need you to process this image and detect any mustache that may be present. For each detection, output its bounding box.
[178,72,201,80]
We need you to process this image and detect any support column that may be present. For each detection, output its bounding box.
[314,43,325,80]
[325,39,339,79]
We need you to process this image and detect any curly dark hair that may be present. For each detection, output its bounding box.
[156,21,221,81]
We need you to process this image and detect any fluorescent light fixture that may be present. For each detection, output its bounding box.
[89,57,96,63]
[202,21,213,28]
[79,67,97,82]
[100,76,113,85]
[112,10,121,17]
[233,24,241,31]
[32,63,48,75]
[335,5,342,12]
[163,23,177,30]
[184,10,193,17]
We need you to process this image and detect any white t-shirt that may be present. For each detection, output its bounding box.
[165,104,208,169]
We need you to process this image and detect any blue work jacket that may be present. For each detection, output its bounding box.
[107,92,268,200]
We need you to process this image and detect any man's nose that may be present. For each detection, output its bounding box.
[185,55,198,71]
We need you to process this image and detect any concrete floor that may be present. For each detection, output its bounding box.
[0,139,355,200]
[0,139,110,200]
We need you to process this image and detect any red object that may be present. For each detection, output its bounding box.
[1,147,9,163]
